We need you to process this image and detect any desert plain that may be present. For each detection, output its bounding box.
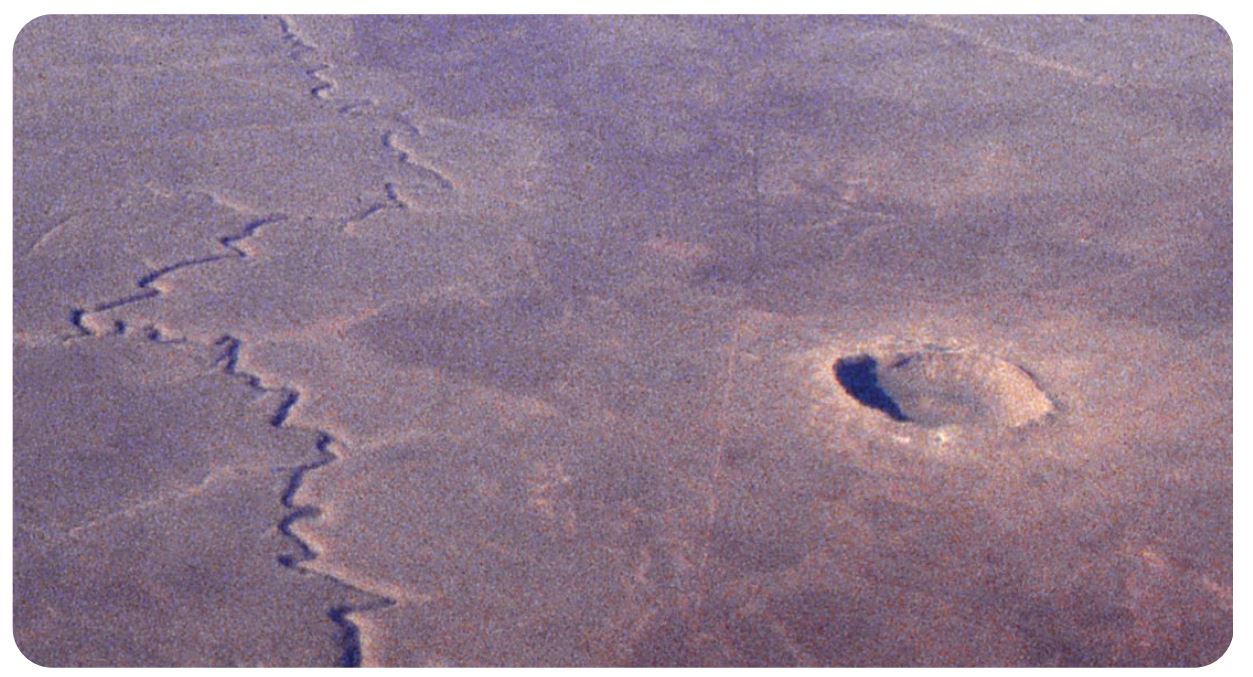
[10,15,1233,666]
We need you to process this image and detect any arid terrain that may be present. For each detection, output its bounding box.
[12,15,1232,666]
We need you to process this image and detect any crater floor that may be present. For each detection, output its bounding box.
[836,350,1054,429]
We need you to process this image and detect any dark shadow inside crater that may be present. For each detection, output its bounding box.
[833,355,909,422]
[835,350,1056,429]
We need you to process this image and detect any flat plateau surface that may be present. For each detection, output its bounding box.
[12,15,1232,666]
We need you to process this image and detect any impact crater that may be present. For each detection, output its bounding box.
[834,349,1053,429]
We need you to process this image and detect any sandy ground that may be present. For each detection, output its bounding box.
[11,15,1231,666]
